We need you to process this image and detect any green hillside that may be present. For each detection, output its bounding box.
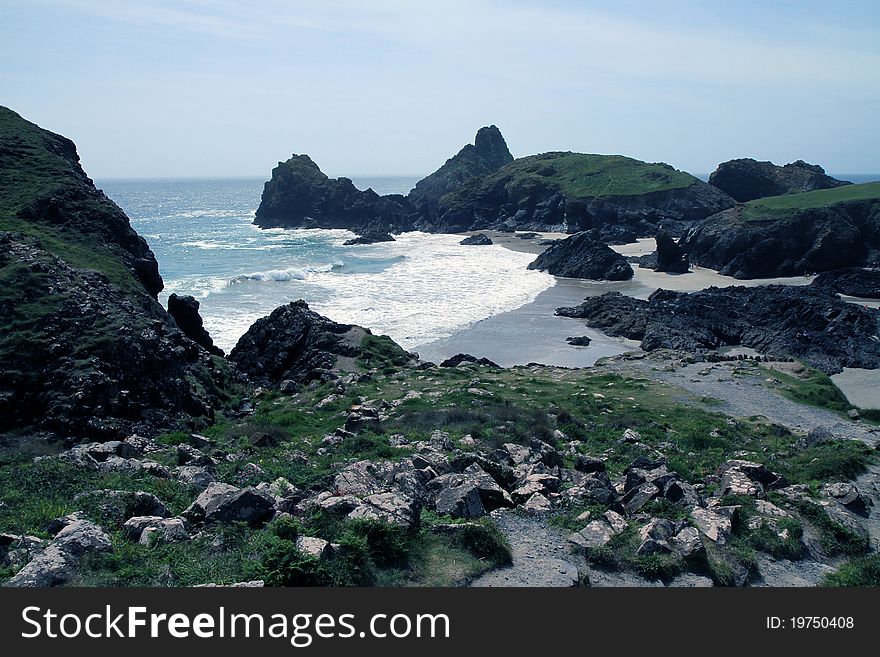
[743,181,880,221]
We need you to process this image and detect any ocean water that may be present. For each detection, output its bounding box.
[97,177,555,353]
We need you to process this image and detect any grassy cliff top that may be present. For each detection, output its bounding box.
[477,152,699,199]
[0,106,153,296]
[742,181,880,221]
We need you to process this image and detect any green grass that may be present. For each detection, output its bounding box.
[762,365,855,416]
[742,181,880,221]
[444,152,697,207]
[822,554,880,587]
[0,455,196,537]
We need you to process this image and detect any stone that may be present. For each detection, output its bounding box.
[567,520,615,551]
[691,506,737,544]
[822,482,872,517]
[459,234,493,246]
[174,465,216,489]
[5,517,112,587]
[621,482,660,515]
[295,536,334,560]
[123,516,189,545]
[669,526,705,561]
[523,492,552,513]
[183,482,274,526]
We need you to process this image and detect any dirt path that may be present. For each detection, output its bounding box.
[616,358,879,445]
[470,511,583,587]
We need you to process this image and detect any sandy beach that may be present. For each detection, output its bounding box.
[417,232,826,367]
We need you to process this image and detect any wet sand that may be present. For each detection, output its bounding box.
[832,368,880,410]
[416,233,819,367]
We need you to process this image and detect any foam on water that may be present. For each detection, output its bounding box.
[98,177,555,353]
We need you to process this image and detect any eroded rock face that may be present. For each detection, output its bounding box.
[637,230,689,273]
[557,286,880,374]
[811,268,880,299]
[0,108,235,441]
[527,232,634,280]
[254,154,415,233]
[167,294,224,356]
[229,300,411,385]
[682,199,880,279]
[408,126,514,217]
[708,158,850,202]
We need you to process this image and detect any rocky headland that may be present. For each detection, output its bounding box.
[253,154,415,234]
[429,152,734,237]
[708,158,851,202]
[407,125,514,217]
[2,107,878,590]
[682,183,880,279]
[0,107,235,443]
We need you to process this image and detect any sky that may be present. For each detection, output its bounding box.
[1,0,879,178]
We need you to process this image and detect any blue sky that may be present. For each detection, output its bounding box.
[2,0,879,177]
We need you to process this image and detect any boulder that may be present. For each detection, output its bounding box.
[821,482,872,516]
[295,536,334,560]
[123,516,189,544]
[567,520,616,551]
[343,231,396,246]
[690,506,737,545]
[438,353,500,368]
[183,483,275,526]
[5,517,112,587]
[460,234,494,246]
[527,232,634,280]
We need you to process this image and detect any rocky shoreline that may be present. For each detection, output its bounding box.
[2,106,880,589]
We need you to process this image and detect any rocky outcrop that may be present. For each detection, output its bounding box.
[708,158,850,202]
[407,125,514,217]
[0,107,234,441]
[431,152,734,237]
[557,286,880,374]
[682,189,880,278]
[342,230,396,246]
[228,300,412,385]
[811,268,880,298]
[183,482,275,526]
[527,232,634,280]
[253,154,415,233]
[5,513,111,587]
[637,230,689,273]
[167,293,224,356]
[460,233,493,246]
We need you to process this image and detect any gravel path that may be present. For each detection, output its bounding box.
[473,354,878,587]
[470,511,583,587]
[616,358,879,445]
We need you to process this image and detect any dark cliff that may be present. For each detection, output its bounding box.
[708,158,851,202]
[0,107,235,442]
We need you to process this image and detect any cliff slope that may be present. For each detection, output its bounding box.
[0,107,234,443]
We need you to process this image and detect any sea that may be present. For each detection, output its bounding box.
[97,176,554,354]
[97,172,880,363]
